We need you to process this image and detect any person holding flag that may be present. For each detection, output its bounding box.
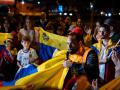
[63,27,99,90]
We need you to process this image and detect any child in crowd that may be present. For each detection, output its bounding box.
[17,36,38,68]
[0,38,17,81]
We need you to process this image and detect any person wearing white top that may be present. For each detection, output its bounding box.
[17,36,38,68]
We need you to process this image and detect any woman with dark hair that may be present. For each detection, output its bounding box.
[18,16,35,42]
[1,19,11,33]
[93,20,103,42]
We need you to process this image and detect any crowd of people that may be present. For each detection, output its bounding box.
[0,12,120,90]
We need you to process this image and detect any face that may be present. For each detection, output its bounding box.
[98,27,109,39]
[77,18,81,26]
[4,20,9,28]
[84,26,91,34]
[25,18,30,27]
[65,17,70,23]
[67,35,80,54]
[96,22,100,27]
[21,40,30,50]
[6,41,12,48]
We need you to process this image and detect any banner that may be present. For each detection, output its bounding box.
[0,0,14,5]
[0,33,12,45]
[35,27,68,50]
[100,76,120,90]
[16,2,42,16]
[0,50,68,90]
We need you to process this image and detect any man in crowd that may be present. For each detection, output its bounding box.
[63,27,99,90]
[92,24,116,87]
[104,18,120,43]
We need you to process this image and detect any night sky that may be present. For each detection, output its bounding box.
[16,0,120,11]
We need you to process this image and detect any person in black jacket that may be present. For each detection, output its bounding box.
[63,27,99,90]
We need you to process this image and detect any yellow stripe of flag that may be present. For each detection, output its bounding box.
[34,27,68,50]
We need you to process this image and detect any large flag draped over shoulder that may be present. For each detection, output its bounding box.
[0,30,69,89]
[0,50,69,90]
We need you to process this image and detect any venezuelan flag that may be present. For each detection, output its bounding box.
[0,29,68,89]
[35,27,68,61]
[35,27,68,50]
[0,50,69,90]
[100,76,120,90]
[0,33,12,45]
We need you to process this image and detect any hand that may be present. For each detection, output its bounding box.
[63,60,72,68]
[111,49,120,65]
[92,79,98,90]
[19,66,23,69]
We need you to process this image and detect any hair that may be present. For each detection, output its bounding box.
[104,18,120,33]
[21,36,31,42]
[24,16,34,30]
[104,18,115,27]
[40,12,46,19]
[100,24,110,32]
[68,33,84,44]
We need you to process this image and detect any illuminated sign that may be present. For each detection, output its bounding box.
[0,0,14,5]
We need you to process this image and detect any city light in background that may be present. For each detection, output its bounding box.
[108,12,112,17]
[90,2,94,9]
[63,12,67,16]
[105,13,108,16]
[100,11,104,15]
[37,1,40,5]
[119,12,120,15]
[69,13,73,16]
[21,0,25,4]
[59,12,62,15]
[0,0,120,18]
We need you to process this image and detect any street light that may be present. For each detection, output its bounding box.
[21,1,25,4]
[59,13,62,15]
[100,11,104,15]
[69,13,72,16]
[90,2,94,9]
[38,1,40,4]
[108,13,112,17]
[64,13,67,16]
[105,13,108,16]
[119,12,120,15]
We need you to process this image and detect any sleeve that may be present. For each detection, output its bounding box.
[71,63,86,75]
[71,50,99,82]
[31,49,38,59]
[84,50,99,81]
[17,51,21,61]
